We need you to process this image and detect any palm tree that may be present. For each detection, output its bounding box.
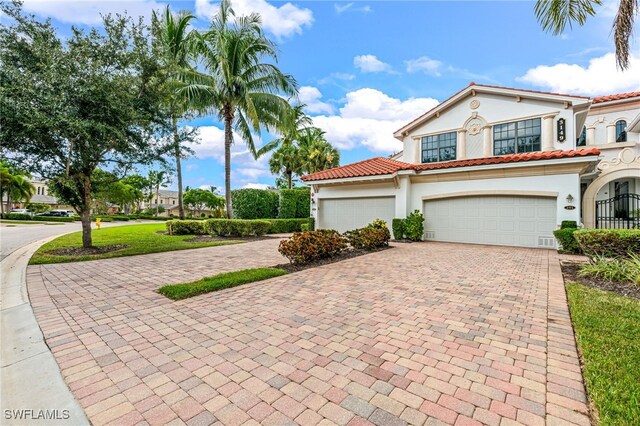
[4,174,36,213]
[534,0,637,69]
[147,170,172,216]
[269,143,301,189]
[298,128,340,174]
[182,0,297,218]
[153,6,197,220]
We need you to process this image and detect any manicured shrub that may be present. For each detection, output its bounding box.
[404,210,425,241]
[561,220,578,229]
[278,230,347,264]
[207,219,272,237]
[308,217,315,231]
[166,220,208,235]
[4,213,32,220]
[266,218,309,233]
[345,228,390,250]
[300,223,310,231]
[392,218,404,240]
[553,228,580,254]
[574,229,640,259]
[278,188,310,218]
[231,189,278,219]
[137,215,169,221]
[579,254,640,284]
[91,215,113,222]
[32,215,74,222]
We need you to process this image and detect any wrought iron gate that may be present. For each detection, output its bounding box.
[596,194,640,229]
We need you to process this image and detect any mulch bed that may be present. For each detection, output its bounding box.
[183,235,276,243]
[560,261,640,300]
[274,246,392,273]
[46,244,127,257]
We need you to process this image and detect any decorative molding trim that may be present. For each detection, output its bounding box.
[422,190,558,201]
[597,147,640,172]
[470,99,480,109]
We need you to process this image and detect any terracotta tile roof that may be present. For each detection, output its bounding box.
[592,91,640,104]
[302,149,600,182]
[301,157,412,181]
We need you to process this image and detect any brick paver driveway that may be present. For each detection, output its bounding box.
[27,240,590,426]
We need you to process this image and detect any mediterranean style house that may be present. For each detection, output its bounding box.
[302,83,640,248]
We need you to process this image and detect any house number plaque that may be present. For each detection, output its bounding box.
[557,118,566,142]
[564,205,575,210]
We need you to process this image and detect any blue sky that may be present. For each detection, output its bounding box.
[18,0,640,191]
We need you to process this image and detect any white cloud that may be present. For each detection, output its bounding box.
[243,183,271,190]
[405,56,443,76]
[354,54,393,73]
[518,52,640,96]
[334,3,371,14]
[317,72,356,85]
[194,0,313,38]
[298,86,335,114]
[185,164,199,172]
[21,0,165,25]
[310,88,439,152]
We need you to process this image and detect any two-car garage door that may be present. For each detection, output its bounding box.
[423,195,557,248]
[318,197,395,233]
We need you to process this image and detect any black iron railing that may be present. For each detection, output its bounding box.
[596,194,640,229]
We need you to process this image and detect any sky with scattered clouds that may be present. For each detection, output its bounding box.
[18,0,640,191]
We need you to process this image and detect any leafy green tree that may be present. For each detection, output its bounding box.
[0,3,169,247]
[153,6,198,220]
[121,174,149,212]
[535,0,636,69]
[183,188,225,216]
[182,0,298,218]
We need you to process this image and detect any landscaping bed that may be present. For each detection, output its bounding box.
[274,246,391,273]
[183,234,275,243]
[561,261,640,299]
[46,244,128,257]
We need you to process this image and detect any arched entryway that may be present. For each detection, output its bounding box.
[583,148,640,228]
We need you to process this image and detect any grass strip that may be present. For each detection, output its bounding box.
[566,282,640,425]
[158,268,288,300]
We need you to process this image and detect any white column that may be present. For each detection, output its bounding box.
[586,126,595,146]
[606,124,616,144]
[483,126,492,157]
[542,114,556,151]
[395,176,410,219]
[457,129,467,160]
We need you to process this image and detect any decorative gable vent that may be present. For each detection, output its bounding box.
[538,236,556,248]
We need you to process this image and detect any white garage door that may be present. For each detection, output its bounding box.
[423,195,557,248]
[318,197,395,233]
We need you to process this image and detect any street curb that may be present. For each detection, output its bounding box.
[1,235,90,425]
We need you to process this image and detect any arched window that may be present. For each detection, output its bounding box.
[616,120,627,142]
[577,126,586,146]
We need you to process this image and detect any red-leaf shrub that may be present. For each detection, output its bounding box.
[278,230,347,264]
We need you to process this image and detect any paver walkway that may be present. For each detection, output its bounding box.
[26,240,591,425]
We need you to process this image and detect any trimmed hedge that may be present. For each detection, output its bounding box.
[166,220,208,235]
[300,223,310,231]
[231,189,278,219]
[278,230,347,264]
[308,217,315,231]
[392,218,404,240]
[278,188,310,219]
[266,218,309,233]
[32,215,74,222]
[553,228,580,254]
[574,229,640,259]
[3,213,32,220]
[207,219,271,237]
[561,220,578,229]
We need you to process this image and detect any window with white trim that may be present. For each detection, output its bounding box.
[493,118,541,155]
[421,132,457,163]
[616,120,627,142]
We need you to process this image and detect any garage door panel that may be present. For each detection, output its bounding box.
[319,197,394,233]
[424,195,557,248]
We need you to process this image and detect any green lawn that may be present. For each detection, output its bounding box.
[158,268,288,300]
[30,223,241,265]
[566,282,640,425]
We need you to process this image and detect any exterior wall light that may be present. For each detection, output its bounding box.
[566,194,574,204]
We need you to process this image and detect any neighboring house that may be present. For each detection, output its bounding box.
[11,179,75,211]
[142,189,212,217]
[302,83,640,248]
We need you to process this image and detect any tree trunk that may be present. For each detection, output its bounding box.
[287,170,292,189]
[81,175,92,248]
[223,106,234,219]
[6,193,12,214]
[155,185,160,216]
[173,116,185,220]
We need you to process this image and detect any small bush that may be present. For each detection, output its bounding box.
[278,230,347,264]
[553,228,580,254]
[4,213,32,220]
[404,210,425,241]
[300,223,309,231]
[579,254,640,285]
[345,227,390,250]
[392,218,404,240]
[231,189,279,219]
[574,229,640,259]
[207,219,271,237]
[561,220,578,229]
[166,220,208,235]
[266,218,309,233]
[32,215,74,222]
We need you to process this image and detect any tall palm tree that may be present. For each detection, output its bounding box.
[182,0,297,218]
[147,170,172,216]
[534,0,636,69]
[153,6,197,220]
[298,128,340,174]
[269,143,301,189]
[4,174,36,213]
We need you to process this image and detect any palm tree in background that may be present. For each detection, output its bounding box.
[0,162,36,214]
[181,0,298,218]
[147,170,172,216]
[298,128,340,175]
[534,0,637,69]
[153,6,197,220]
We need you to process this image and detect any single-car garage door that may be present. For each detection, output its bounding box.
[319,197,395,233]
[423,195,557,248]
